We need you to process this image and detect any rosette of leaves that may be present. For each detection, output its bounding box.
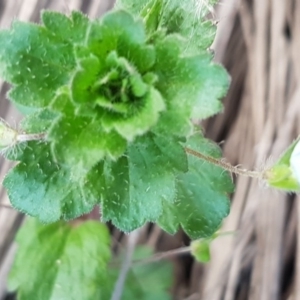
[0,0,233,238]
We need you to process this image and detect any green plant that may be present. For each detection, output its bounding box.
[0,0,299,299]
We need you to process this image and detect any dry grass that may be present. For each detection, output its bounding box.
[1,0,300,299]
[201,1,300,299]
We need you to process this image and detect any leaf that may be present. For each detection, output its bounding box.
[153,35,229,136]
[116,0,218,54]
[265,136,300,191]
[3,142,102,223]
[159,0,217,55]
[100,133,188,232]
[20,108,58,133]
[114,3,228,129]
[50,113,127,172]
[0,11,88,109]
[10,222,172,300]
[191,230,235,263]
[8,219,111,300]
[158,133,234,239]
[100,87,165,141]
[46,90,127,174]
[0,6,231,238]
[116,0,164,35]
[114,0,156,17]
[191,239,211,263]
[87,10,155,73]
[0,11,85,111]
[42,10,89,43]
[71,10,164,143]
[143,0,164,34]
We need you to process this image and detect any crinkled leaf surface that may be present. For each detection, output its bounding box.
[48,91,127,174]
[3,142,102,223]
[0,5,231,238]
[158,133,234,239]
[159,0,217,55]
[153,35,229,136]
[114,2,229,133]
[115,0,155,15]
[116,0,218,54]
[72,10,166,142]
[86,10,153,71]
[0,11,88,108]
[100,133,188,232]
[20,108,58,133]
[8,219,111,300]
[50,112,127,173]
[0,7,228,146]
[42,10,89,43]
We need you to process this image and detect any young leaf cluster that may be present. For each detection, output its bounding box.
[0,0,232,238]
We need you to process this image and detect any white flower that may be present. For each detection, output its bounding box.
[290,139,300,183]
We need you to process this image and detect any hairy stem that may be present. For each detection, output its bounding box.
[132,246,192,266]
[17,133,46,142]
[185,147,263,179]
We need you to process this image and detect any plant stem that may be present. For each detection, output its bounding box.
[111,229,140,300]
[132,246,192,266]
[185,147,263,179]
[17,133,46,142]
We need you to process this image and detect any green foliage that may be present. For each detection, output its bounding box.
[100,133,188,232]
[115,0,217,55]
[8,219,111,300]
[3,142,102,222]
[0,1,237,299]
[3,2,300,298]
[0,0,232,239]
[9,220,172,300]
[191,231,235,263]
[191,239,211,263]
[158,134,234,239]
